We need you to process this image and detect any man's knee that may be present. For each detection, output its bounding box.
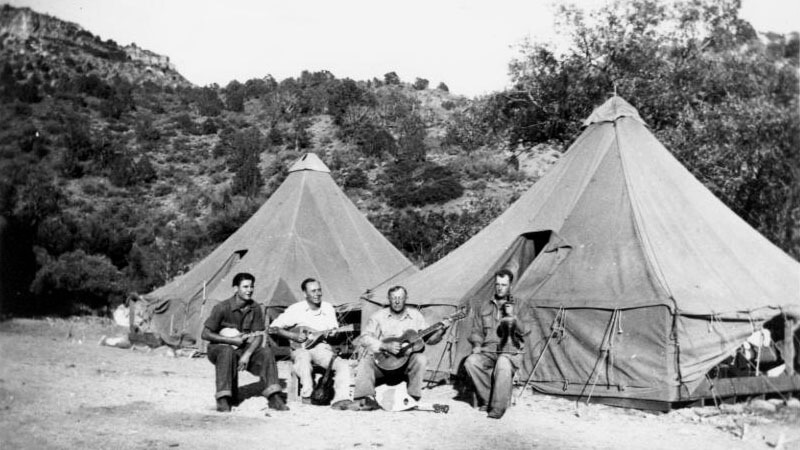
[495,355,514,374]
[293,349,311,365]
[464,353,482,370]
[408,353,427,368]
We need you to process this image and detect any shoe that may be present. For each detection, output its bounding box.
[330,399,356,410]
[487,409,505,419]
[357,396,381,411]
[301,397,312,405]
[478,405,488,412]
[268,393,290,411]
[216,396,231,413]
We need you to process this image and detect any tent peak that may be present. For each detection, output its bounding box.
[288,153,330,173]
[583,96,645,126]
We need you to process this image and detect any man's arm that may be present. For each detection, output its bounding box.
[467,304,485,353]
[270,306,307,343]
[359,314,388,353]
[201,326,244,347]
[237,335,262,371]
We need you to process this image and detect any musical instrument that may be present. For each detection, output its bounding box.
[218,327,275,348]
[310,353,338,405]
[289,325,354,350]
[374,308,467,371]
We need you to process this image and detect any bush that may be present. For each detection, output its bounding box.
[30,249,126,314]
[437,82,449,92]
[413,78,429,90]
[383,160,464,207]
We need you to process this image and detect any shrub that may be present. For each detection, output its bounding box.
[30,249,126,315]
[437,82,449,92]
[383,160,464,207]
[413,78,429,90]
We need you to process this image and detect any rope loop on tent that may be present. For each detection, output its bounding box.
[576,309,619,411]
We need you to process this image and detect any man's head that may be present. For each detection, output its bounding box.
[387,285,408,314]
[301,278,322,306]
[232,272,256,301]
[494,269,513,300]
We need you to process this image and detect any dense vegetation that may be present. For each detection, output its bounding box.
[0,0,796,316]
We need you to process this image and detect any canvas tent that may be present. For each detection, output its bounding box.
[363,96,800,408]
[145,153,417,348]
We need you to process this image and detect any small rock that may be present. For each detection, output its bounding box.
[748,399,777,413]
[785,398,800,409]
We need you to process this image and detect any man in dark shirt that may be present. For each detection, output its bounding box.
[201,272,288,412]
[463,269,528,419]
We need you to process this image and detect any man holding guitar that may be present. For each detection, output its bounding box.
[270,278,353,409]
[354,286,455,411]
[201,272,288,413]
[463,269,528,419]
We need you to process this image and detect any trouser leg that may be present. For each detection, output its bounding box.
[353,353,384,399]
[207,344,236,399]
[247,345,283,397]
[463,352,496,405]
[405,353,427,399]
[489,354,516,414]
[292,348,314,398]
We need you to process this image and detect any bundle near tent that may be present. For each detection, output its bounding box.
[144,153,417,349]
[363,96,800,409]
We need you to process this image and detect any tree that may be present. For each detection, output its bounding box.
[384,71,401,85]
[436,82,449,92]
[500,0,799,258]
[224,80,246,112]
[413,78,429,90]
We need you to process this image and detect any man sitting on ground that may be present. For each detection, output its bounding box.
[201,272,288,412]
[353,285,452,410]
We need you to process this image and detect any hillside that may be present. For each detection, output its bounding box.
[0,5,551,316]
[2,2,797,318]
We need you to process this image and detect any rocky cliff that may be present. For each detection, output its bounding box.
[0,5,190,87]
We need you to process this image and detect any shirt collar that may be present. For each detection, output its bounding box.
[384,308,412,320]
[230,296,254,312]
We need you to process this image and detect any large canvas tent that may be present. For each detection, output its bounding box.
[145,153,417,348]
[363,96,800,408]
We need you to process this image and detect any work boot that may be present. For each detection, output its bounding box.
[330,399,357,410]
[487,409,505,419]
[357,396,381,411]
[216,396,232,413]
[267,393,289,411]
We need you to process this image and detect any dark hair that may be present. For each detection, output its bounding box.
[387,285,407,297]
[232,272,255,287]
[494,269,514,284]
[301,278,318,292]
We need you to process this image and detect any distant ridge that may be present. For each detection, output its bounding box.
[0,5,191,87]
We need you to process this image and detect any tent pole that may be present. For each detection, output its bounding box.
[197,281,207,349]
[785,314,796,376]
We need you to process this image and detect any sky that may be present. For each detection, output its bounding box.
[6,0,799,97]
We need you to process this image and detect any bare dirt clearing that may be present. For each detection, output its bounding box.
[1,318,798,449]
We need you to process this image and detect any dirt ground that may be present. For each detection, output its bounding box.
[1,318,798,450]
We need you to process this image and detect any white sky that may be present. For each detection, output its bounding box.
[7,0,799,97]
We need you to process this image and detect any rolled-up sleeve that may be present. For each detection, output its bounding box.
[467,306,485,347]
[360,314,383,353]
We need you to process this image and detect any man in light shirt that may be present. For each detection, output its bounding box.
[271,278,353,409]
[354,285,452,410]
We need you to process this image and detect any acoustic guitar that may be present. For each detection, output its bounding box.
[289,325,355,350]
[374,308,467,371]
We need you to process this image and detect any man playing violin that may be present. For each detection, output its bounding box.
[354,286,453,410]
[270,278,353,409]
[463,269,528,419]
[201,272,288,413]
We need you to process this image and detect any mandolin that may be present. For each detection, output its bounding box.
[218,327,277,348]
[289,325,354,350]
[374,308,467,371]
